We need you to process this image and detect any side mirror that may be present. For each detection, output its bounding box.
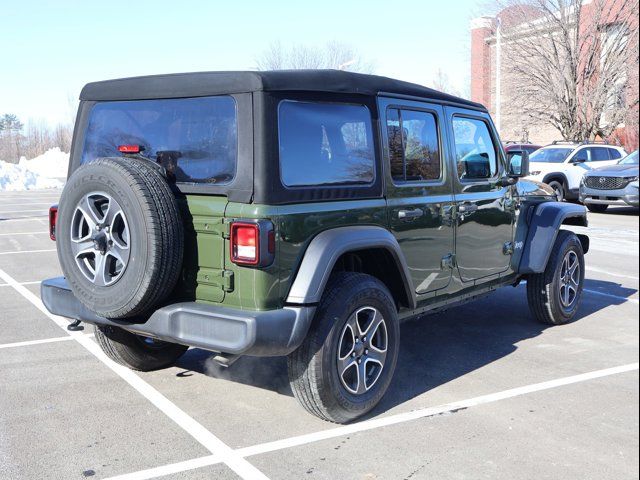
[507,150,529,178]
[571,157,587,164]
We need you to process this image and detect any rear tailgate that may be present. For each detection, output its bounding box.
[182,195,230,303]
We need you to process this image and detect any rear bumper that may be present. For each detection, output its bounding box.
[41,277,315,356]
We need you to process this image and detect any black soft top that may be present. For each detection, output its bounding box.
[80,70,485,110]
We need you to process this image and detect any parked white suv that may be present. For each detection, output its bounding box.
[525,142,627,201]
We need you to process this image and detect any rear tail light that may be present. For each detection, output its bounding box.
[230,223,259,265]
[229,220,275,267]
[49,205,58,241]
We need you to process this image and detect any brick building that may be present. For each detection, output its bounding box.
[470,1,639,151]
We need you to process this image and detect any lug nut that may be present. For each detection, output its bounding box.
[357,359,362,365]
[365,349,369,355]
[351,352,356,358]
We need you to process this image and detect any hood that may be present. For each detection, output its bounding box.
[516,179,555,198]
[586,164,639,176]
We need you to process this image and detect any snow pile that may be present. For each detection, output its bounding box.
[18,147,69,179]
[0,148,68,191]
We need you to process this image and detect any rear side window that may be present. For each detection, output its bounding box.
[452,117,498,180]
[278,101,375,187]
[607,148,622,160]
[588,147,611,161]
[386,108,441,182]
[82,96,237,184]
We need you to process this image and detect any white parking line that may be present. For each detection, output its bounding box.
[0,267,270,480]
[0,209,49,214]
[587,266,639,281]
[106,362,639,480]
[0,231,49,236]
[0,217,48,223]
[0,249,57,256]
[584,288,639,305]
[0,281,42,287]
[0,202,57,206]
[104,456,223,480]
[0,334,94,350]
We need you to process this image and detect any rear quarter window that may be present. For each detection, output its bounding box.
[278,101,375,187]
[81,96,237,184]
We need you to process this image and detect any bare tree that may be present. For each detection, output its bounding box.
[495,0,639,141]
[431,68,462,96]
[0,114,24,162]
[255,41,374,73]
[0,114,73,162]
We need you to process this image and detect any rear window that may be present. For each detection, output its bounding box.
[278,101,375,187]
[81,96,237,184]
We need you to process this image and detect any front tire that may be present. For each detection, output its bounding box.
[287,272,400,423]
[94,325,188,371]
[527,231,585,325]
[548,180,566,202]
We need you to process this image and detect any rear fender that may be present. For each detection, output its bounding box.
[286,226,416,308]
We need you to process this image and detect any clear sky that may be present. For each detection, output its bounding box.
[1,0,480,125]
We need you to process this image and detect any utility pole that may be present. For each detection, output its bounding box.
[495,17,502,134]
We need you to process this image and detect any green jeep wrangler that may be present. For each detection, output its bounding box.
[42,70,589,423]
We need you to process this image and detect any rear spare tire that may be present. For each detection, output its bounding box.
[56,158,183,318]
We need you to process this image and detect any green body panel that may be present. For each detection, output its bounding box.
[182,197,388,311]
[273,199,388,307]
[179,195,228,304]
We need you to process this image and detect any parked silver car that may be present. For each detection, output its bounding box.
[579,150,639,212]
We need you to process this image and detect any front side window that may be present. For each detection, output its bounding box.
[82,96,237,184]
[278,101,375,187]
[529,147,574,163]
[452,117,498,180]
[387,108,441,182]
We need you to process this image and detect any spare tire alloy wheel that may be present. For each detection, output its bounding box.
[70,192,130,286]
[337,306,388,395]
[57,158,184,319]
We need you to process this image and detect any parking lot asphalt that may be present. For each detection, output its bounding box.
[0,189,638,480]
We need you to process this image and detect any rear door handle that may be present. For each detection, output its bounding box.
[398,208,424,219]
[458,203,479,214]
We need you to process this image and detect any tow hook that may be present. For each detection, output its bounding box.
[67,319,83,331]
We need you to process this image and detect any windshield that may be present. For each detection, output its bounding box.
[529,147,574,163]
[81,96,237,184]
[619,150,639,165]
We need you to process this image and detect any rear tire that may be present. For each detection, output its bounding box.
[287,272,400,423]
[94,325,188,371]
[586,204,608,213]
[527,230,585,325]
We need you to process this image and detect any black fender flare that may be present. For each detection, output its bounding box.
[286,226,417,309]
[517,202,588,274]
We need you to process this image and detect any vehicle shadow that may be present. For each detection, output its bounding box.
[173,278,637,414]
[601,206,639,216]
